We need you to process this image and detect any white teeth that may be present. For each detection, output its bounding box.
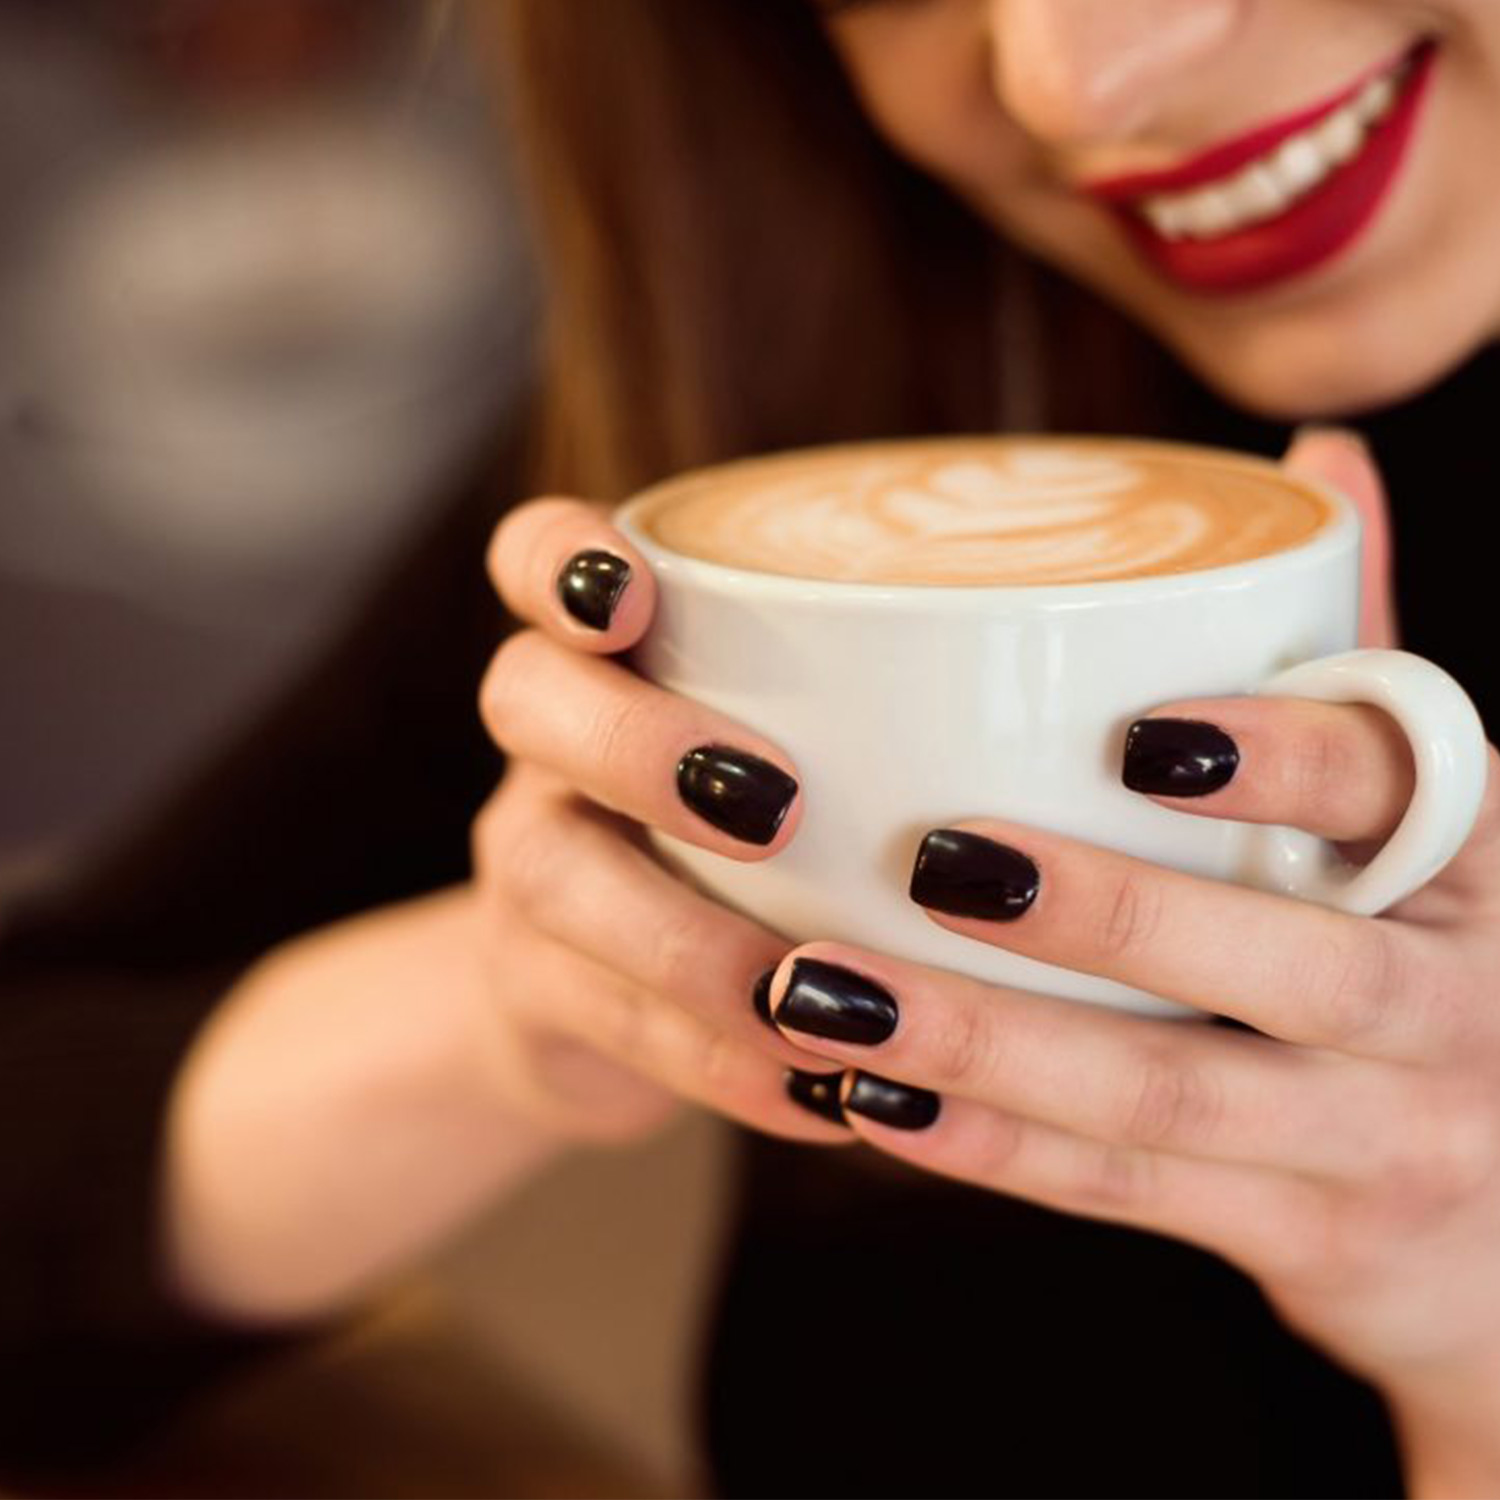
[1229,163,1293,220]
[1356,73,1398,124]
[1141,198,1192,238]
[1134,51,1413,242]
[1315,106,1364,165]
[1186,187,1239,237]
[1269,134,1330,196]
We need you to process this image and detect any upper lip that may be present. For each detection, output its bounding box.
[1080,38,1426,203]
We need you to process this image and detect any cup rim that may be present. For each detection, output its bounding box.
[614,435,1360,608]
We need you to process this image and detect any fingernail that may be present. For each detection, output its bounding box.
[785,1069,848,1125]
[677,746,798,846]
[844,1072,941,1131]
[909,830,1039,921]
[1123,718,1239,798]
[752,966,778,1028]
[557,549,632,630]
[773,957,898,1045]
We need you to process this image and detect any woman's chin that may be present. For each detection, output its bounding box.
[1163,315,1494,423]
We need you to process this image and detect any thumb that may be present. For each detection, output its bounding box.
[1282,425,1400,649]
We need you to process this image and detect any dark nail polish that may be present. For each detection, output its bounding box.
[785,1069,848,1125]
[773,958,898,1046]
[909,830,1039,921]
[752,967,778,1028]
[557,549,632,630]
[1123,718,1239,797]
[677,746,798,846]
[844,1072,941,1131]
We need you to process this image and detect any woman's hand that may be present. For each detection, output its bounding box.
[164,496,849,1326]
[759,432,1500,1494]
[473,497,853,1148]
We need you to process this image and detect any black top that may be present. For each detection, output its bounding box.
[2,342,1497,1494]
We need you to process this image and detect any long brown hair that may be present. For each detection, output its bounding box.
[480,0,1210,501]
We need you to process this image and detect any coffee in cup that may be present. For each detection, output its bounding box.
[628,436,1333,586]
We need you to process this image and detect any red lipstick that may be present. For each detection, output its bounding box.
[1083,39,1438,296]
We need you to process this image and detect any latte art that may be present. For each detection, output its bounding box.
[628,438,1334,586]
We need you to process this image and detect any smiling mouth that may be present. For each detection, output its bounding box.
[1081,38,1439,295]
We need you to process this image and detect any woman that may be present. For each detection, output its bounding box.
[464,4,1500,1494]
[9,1,1500,1495]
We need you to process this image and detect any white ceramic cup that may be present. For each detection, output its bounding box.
[616,438,1489,1016]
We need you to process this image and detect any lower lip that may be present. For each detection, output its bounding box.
[1110,40,1438,297]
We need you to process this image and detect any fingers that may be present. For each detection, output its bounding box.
[1282,427,1399,649]
[474,765,813,1068]
[765,942,1407,1181]
[488,498,656,653]
[1124,696,1415,848]
[481,633,801,857]
[494,906,851,1146]
[904,819,1448,1058]
[831,1085,1326,1283]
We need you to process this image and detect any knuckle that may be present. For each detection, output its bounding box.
[1287,718,1354,819]
[1370,1085,1497,1209]
[924,996,993,1091]
[490,801,569,923]
[1074,1144,1156,1213]
[1425,1098,1500,1202]
[687,1021,742,1098]
[1270,1193,1350,1290]
[1116,1047,1222,1149]
[642,907,714,1003]
[1093,868,1163,963]
[1304,925,1407,1048]
[596,983,650,1061]
[583,682,658,785]
[975,1110,1029,1182]
[1361,1132,1432,1209]
[473,765,558,886]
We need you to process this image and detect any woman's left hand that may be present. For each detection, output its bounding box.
[765,431,1500,1493]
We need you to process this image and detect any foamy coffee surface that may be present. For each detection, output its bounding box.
[629,438,1334,586]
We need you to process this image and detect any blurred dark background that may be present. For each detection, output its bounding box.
[0,0,527,912]
[0,5,730,1495]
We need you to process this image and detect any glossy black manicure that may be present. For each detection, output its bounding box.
[752,966,778,1028]
[557,549,632,630]
[909,830,1040,921]
[844,1072,941,1131]
[677,746,798,846]
[785,1069,848,1125]
[1123,718,1240,797]
[773,958,898,1046]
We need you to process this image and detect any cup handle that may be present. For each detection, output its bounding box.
[1251,649,1489,916]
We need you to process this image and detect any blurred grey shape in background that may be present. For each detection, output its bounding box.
[0,0,535,914]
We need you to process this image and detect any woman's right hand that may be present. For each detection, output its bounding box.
[476,497,852,1147]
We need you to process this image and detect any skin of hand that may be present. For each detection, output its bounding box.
[163,855,832,1327]
[163,433,1495,1500]
[164,886,568,1322]
[161,496,852,1327]
[754,431,1500,1498]
[473,499,855,1153]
